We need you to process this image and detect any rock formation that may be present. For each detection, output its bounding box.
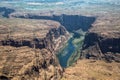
[0,18,69,80]
[81,15,120,62]
[61,60,120,80]
[0,6,120,80]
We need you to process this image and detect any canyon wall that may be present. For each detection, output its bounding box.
[0,18,69,80]
[81,32,120,62]
[0,26,69,53]
[9,12,96,32]
[81,16,120,62]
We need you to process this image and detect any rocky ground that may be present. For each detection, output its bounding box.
[0,18,69,80]
[0,46,62,80]
[0,18,60,39]
[81,14,120,62]
[62,13,120,80]
[61,60,120,80]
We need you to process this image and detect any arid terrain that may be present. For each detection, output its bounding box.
[61,13,120,80]
[0,46,62,80]
[0,18,69,80]
[0,0,120,80]
[61,60,120,80]
[81,14,120,62]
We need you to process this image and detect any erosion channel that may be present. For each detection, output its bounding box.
[9,13,96,68]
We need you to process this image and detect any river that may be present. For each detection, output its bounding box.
[57,31,85,68]
[57,38,75,67]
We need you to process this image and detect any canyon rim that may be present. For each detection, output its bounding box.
[0,0,120,80]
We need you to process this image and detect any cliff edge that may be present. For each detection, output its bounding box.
[81,15,120,62]
[0,18,69,80]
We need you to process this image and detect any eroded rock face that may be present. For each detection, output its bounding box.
[0,18,69,52]
[43,26,69,53]
[0,26,69,51]
[0,46,63,80]
[10,13,96,32]
[81,16,120,62]
[0,18,69,80]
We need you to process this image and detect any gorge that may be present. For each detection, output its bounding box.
[0,6,96,67]
[11,13,96,67]
[0,0,120,80]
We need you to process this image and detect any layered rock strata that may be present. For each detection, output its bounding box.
[81,15,120,62]
[0,18,69,80]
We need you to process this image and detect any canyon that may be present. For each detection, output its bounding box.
[0,1,120,79]
[0,18,69,80]
[81,14,120,62]
[8,8,120,62]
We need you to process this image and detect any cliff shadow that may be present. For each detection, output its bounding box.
[0,7,15,18]
[100,38,120,53]
[13,14,96,32]
[54,14,96,32]
[0,6,96,32]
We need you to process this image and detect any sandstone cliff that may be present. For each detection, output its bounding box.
[0,18,69,80]
[81,15,120,62]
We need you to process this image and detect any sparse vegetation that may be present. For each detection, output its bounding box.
[62,60,120,80]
